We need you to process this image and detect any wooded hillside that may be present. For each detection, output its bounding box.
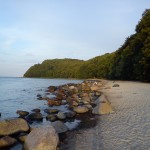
[24,9,150,82]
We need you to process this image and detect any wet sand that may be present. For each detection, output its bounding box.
[62,81,150,150]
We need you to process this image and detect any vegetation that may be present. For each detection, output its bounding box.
[24,59,84,78]
[24,9,150,82]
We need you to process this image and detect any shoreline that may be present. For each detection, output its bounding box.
[0,79,108,149]
[1,79,150,149]
[63,80,150,150]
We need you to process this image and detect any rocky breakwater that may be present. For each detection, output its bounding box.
[37,80,104,125]
[0,79,113,150]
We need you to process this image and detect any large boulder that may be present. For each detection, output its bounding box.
[0,118,29,136]
[26,113,43,121]
[92,94,114,115]
[51,121,68,133]
[24,126,59,150]
[0,136,17,148]
[73,106,89,114]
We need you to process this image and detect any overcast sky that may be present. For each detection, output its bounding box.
[0,0,149,77]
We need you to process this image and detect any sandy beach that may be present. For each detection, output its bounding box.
[63,80,150,150]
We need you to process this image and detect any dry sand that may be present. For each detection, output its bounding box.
[63,81,150,150]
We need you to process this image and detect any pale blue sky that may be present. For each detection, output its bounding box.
[0,0,149,77]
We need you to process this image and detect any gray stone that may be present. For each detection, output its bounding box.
[0,118,29,136]
[51,121,68,133]
[26,113,43,121]
[66,111,76,118]
[24,126,59,150]
[57,112,66,120]
[46,114,57,122]
[113,84,120,87]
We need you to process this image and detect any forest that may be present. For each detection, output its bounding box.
[24,9,150,82]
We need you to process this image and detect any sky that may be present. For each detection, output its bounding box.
[0,0,149,77]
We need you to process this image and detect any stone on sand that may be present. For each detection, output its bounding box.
[24,126,59,150]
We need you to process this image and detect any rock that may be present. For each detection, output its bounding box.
[16,110,29,117]
[113,84,120,87]
[61,100,67,105]
[57,112,66,120]
[72,101,79,106]
[92,102,113,115]
[47,99,61,106]
[65,111,76,118]
[69,86,75,90]
[69,86,78,94]
[85,104,93,110]
[48,86,57,92]
[90,85,99,91]
[73,106,89,114]
[81,92,89,97]
[31,108,40,113]
[37,94,42,97]
[0,136,17,148]
[18,135,27,142]
[95,91,101,96]
[81,95,91,103]
[92,94,114,115]
[56,92,65,100]
[26,113,43,121]
[66,97,74,103]
[81,83,91,91]
[71,94,79,101]
[0,118,29,136]
[37,96,43,100]
[46,114,57,122]
[44,109,59,114]
[82,100,90,105]
[51,121,68,133]
[24,126,59,150]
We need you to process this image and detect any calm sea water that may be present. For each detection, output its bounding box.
[0,77,82,150]
[0,77,82,120]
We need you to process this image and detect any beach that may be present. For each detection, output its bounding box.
[63,81,150,150]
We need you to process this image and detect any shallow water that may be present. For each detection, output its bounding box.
[0,77,82,120]
[0,77,83,150]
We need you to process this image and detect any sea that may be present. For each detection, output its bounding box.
[0,77,82,123]
[0,77,83,149]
